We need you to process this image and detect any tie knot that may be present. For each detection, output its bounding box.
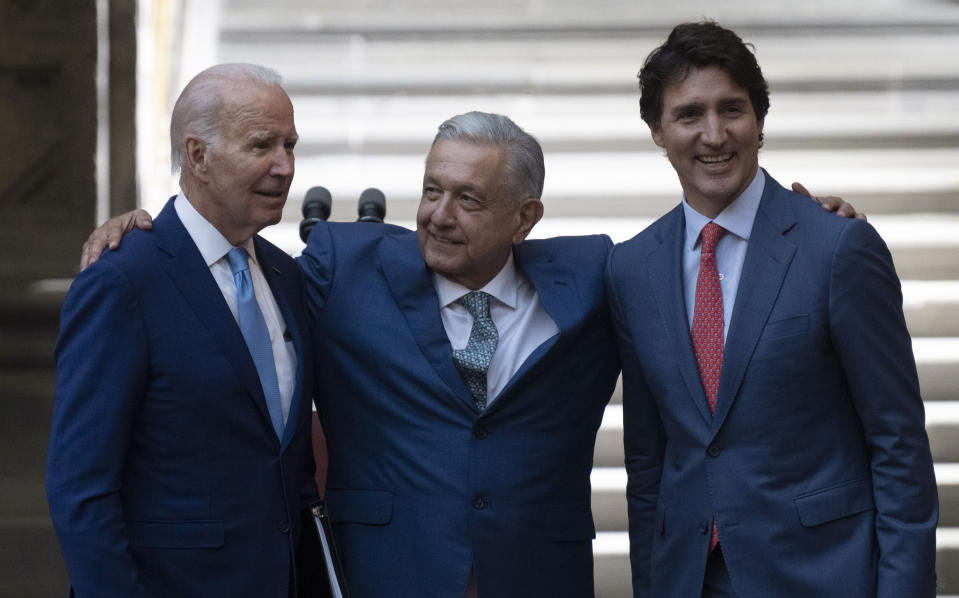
[457,291,492,320]
[700,222,727,254]
[227,247,250,276]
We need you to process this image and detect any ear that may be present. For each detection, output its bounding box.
[650,124,666,149]
[512,197,544,244]
[184,136,211,180]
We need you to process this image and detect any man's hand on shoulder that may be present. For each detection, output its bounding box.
[791,182,866,221]
[81,209,154,271]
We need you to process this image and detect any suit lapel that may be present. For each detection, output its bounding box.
[154,202,277,438]
[486,241,575,407]
[648,206,714,424]
[711,174,797,432]
[379,233,475,408]
[255,237,305,451]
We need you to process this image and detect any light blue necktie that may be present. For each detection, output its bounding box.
[452,291,499,411]
[227,247,285,439]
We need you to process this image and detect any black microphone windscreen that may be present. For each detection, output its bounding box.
[303,186,332,220]
[357,188,386,222]
[300,186,333,242]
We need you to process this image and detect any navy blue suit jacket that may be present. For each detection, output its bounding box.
[298,222,620,598]
[606,171,938,597]
[47,199,318,597]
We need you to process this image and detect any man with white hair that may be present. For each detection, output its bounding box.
[47,63,321,597]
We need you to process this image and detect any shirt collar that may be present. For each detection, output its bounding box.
[683,167,765,251]
[174,191,257,266]
[433,251,519,310]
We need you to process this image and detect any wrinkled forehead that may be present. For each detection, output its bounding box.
[219,85,295,134]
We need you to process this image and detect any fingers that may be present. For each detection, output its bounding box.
[815,195,867,220]
[80,228,110,271]
[124,209,153,233]
[79,210,153,272]
[791,181,812,198]
[817,195,848,215]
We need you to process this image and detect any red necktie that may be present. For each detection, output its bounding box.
[690,221,727,551]
[691,222,727,413]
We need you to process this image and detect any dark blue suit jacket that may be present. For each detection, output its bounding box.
[298,222,620,598]
[47,199,318,597]
[606,171,938,597]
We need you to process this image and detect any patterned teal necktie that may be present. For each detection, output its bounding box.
[227,247,285,439]
[452,291,499,410]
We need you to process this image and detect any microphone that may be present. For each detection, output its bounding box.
[356,188,386,223]
[300,186,332,242]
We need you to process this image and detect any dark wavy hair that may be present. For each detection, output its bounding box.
[638,21,769,144]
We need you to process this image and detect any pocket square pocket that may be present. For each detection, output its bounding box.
[760,314,809,341]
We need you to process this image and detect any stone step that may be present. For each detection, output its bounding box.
[222,0,959,30]
[591,529,959,596]
[937,463,959,527]
[219,26,959,95]
[903,282,959,337]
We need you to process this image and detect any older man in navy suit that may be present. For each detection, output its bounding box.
[297,112,620,597]
[606,21,938,597]
[47,64,320,597]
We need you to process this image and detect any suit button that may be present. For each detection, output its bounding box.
[699,520,709,534]
[472,496,487,510]
[707,444,721,458]
[277,520,290,533]
[474,426,488,439]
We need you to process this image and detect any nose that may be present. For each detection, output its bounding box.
[701,113,727,147]
[270,147,294,177]
[430,193,456,227]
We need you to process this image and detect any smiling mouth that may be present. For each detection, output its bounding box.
[429,232,462,245]
[255,190,286,198]
[698,153,734,164]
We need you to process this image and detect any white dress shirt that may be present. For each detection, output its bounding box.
[433,251,559,405]
[175,192,296,425]
[682,168,765,342]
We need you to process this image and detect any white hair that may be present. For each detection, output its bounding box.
[169,63,283,173]
[433,111,546,201]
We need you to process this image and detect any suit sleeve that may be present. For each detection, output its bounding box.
[605,245,667,598]
[46,262,149,597]
[828,219,938,597]
[296,221,335,320]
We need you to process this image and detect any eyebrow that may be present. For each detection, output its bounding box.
[670,96,748,118]
[422,176,483,196]
[247,130,299,142]
[669,102,703,118]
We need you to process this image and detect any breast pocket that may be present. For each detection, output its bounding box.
[752,314,811,361]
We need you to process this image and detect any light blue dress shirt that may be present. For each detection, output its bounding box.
[682,169,765,342]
